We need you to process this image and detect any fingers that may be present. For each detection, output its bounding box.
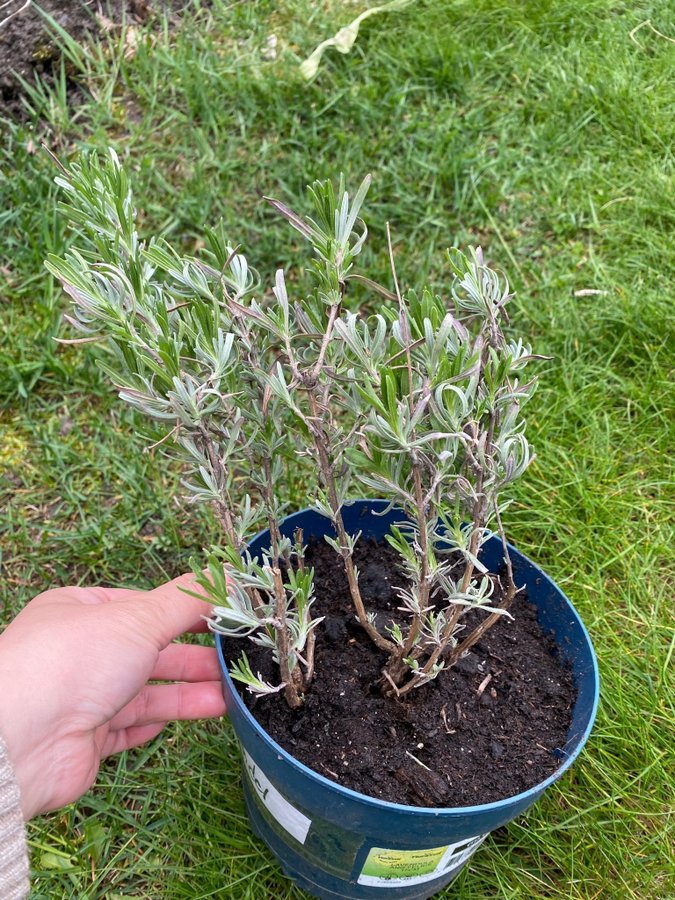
[139,573,215,646]
[150,643,221,683]
[109,681,226,731]
[102,721,167,757]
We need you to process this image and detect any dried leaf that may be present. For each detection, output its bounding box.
[124,26,141,60]
[300,0,415,81]
[96,12,116,33]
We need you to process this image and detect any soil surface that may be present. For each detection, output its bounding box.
[0,1,191,118]
[223,540,576,809]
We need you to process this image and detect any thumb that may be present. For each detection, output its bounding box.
[139,573,215,646]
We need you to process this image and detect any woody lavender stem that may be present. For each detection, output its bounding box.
[398,383,497,695]
[200,417,266,615]
[292,294,394,655]
[199,427,238,547]
[271,567,303,708]
[263,458,316,691]
[293,527,317,684]
[447,500,517,666]
[396,483,484,697]
[262,457,284,565]
[384,223,431,683]
[307,391,395,654]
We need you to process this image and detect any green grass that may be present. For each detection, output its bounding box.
[1,0,673,896]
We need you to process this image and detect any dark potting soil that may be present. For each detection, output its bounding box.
[222,540,576,809]
[0,1,197,118]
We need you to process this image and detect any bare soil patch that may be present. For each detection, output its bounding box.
[0,1,190,118]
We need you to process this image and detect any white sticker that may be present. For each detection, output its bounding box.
[357,832,487,888]
[243,750,312,845]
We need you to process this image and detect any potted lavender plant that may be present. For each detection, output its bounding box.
[46,151,598,900]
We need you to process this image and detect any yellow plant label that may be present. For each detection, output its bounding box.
[358,833,487,888]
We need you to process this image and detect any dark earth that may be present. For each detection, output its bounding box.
[0,1,192,118]
[223,540,576,809]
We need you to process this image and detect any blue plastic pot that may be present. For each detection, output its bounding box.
[216,500,599,899]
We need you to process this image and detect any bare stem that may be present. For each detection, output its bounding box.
[294,528,305,574]
[199,427,238,547]
[307,390,395,653]
[263,456,283,564]
[280,288,394,654]
[304,629,317,686]
[383,224,430,675]
[493,499,516,599]
[446,501,518,666]
[272,567,303,709]
[446,586,515,668]
[199,426,270,613]
[397,412,493,697]
[310,302,341,384]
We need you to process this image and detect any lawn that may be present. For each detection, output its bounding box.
[1,0,673,897]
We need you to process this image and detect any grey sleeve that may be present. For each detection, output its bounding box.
[0,734,29,899]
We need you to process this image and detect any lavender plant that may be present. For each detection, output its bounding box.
[47,150,541,708]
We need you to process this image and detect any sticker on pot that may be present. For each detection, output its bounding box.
[357,833,487,888]
[242,750,312,845]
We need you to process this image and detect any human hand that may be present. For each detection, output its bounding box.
[0,575,226,820]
